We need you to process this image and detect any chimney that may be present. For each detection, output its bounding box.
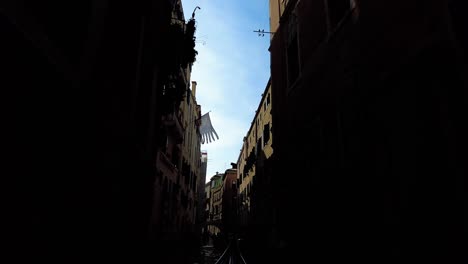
[191,81,197,97]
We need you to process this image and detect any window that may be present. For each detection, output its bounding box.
[263,123,270,146]
[256,137,262,154]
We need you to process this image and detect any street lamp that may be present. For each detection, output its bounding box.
[191,6,201,19]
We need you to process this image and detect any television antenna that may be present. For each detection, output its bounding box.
[253,29,275,37]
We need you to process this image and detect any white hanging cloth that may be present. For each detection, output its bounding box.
[199,112,219,144]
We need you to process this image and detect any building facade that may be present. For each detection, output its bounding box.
[202,181,211,243]
[0,1,209,263]
[180,81,202,232]
[268,0,467,262]
[1,0,198,247]
[236,80,274,242]
[151,80,204,240]
[207,173,224,236]
[221,164,238,237]
[196,151,208,241]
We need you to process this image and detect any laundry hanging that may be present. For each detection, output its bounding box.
[199,112,219,144]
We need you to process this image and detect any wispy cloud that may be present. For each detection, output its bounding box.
[183,0,270,180]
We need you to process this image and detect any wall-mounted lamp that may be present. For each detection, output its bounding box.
[192,6,201,19]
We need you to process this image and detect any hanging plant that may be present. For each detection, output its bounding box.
[182,18,198,66]
[160,18,199,114]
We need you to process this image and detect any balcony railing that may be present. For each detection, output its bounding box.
[158,151,177,174]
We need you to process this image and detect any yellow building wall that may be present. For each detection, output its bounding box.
[179,81,201,224]
[269,0,290,33]
[209,174,224,222]
[237,81,273,214]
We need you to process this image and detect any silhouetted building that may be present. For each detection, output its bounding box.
[148,0,202,244]
[1,0,201,261]
[222,163,238,237]
[268,0,467,262]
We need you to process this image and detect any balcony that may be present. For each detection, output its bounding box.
[157,151,177,175]
[162,113,184,143]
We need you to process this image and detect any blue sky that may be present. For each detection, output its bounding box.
[181,0,271,182]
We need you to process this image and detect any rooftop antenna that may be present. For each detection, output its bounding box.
[253,29,275,37]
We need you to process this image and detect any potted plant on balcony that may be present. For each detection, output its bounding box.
[160,18,198,115]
